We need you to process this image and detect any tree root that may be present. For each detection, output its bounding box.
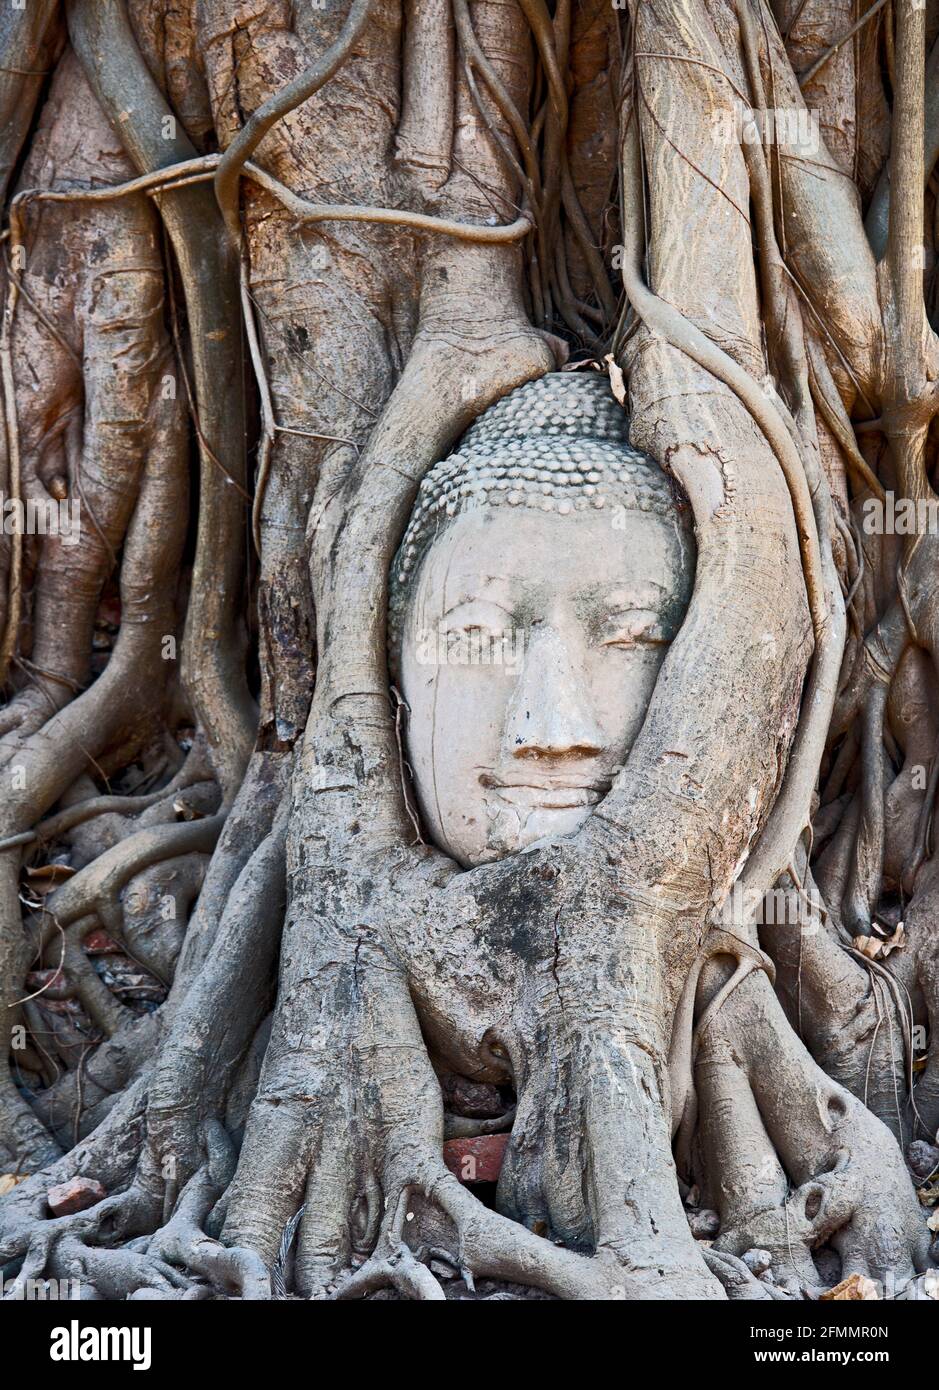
[330,1162,722,1302]
[0,778,287,1295]
[695,965,932,1296]
[69,0,257,801]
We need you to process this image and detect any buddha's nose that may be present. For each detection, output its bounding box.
[502,626,604,760]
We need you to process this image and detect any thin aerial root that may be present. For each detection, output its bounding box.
[0,243,23,683]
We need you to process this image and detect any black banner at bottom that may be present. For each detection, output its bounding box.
[0,1291,932,1377]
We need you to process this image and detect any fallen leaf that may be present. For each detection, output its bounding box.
[0,1174,28,1196]
[924,1269,939,1301]
[25,863,75,894]
[820,1273,879,1301]
[879,922,905,957]
[603,353,627,406]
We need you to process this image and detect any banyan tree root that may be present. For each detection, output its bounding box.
[216,864,885,1302]
[0,381,189,1173]
[694,962,931,1295]
[213,824,932,1303]
[2,50,178,745]
[0,754,290,1297]
[3,0,939,1305]
[220,841,721,1301]
[0,1103,268,1301]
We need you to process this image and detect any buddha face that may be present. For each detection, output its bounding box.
[398,502,694,867]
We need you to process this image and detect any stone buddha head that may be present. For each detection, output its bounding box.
[389,372,695,867]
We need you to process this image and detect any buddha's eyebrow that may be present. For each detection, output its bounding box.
[441,573,517,607]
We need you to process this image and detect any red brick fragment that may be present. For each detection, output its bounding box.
[83,929,121,954]
[443,1134,508,1184]
[47,1176,106,1217]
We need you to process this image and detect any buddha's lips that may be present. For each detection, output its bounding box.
[480,773,609,810]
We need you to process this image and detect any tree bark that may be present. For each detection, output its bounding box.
[0,0,937,1303]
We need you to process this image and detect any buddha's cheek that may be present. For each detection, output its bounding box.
[402,665,512,866]
[602,647,670,754]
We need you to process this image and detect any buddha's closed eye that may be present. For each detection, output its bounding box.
[601,609,672,649]
[441,600,514,640]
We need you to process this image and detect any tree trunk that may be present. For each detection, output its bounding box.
[0,0,937,1302]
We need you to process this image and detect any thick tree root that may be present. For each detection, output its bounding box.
[695,965,931,1296]
[1,760,290,1298]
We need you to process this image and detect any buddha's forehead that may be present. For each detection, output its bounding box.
[388,373,696,668]
[411,505,689,609]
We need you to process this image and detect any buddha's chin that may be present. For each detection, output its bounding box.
[481,799,593,860]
